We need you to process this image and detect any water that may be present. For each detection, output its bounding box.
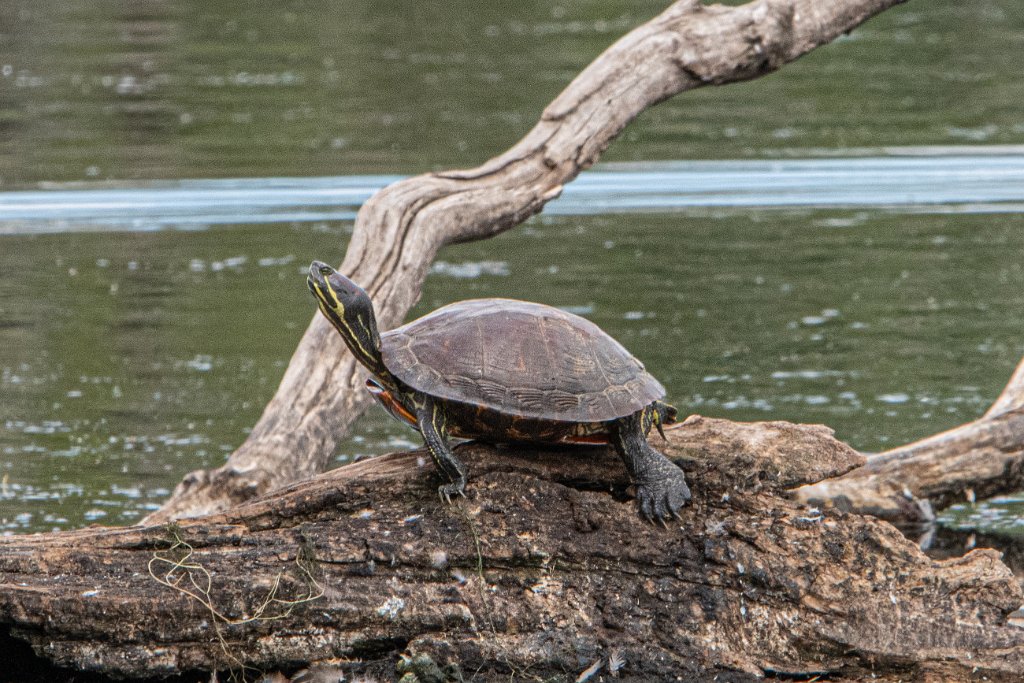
[941,494,1024,538]
[1,201,1021,532]
[3,1,1024,187]
[4,153,1024,232]
[2,0,1024,538]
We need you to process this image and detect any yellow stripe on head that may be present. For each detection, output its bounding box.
[313,280,344,316]
[313,280,376,363]
[307,260,385,376]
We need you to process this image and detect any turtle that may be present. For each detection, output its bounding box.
[307,260,691,522]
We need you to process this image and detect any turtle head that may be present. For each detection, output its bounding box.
[648,400,678,440]
[307,261,384,373]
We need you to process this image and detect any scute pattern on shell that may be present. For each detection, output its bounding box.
[381,299,665,422]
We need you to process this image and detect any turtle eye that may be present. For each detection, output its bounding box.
[319,265,332,276]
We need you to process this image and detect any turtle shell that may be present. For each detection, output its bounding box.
[380,298,664,423]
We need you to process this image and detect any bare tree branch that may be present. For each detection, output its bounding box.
[794,358,1024,522]
[145,0,909,524]
[988,356,1024,417]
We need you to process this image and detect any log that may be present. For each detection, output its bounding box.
[795,357,1024,523]
[145,0,910,524]
[987,356,1024,418]
[4,417,1024,682]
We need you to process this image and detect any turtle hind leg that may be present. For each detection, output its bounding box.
[415,398,468,503]
[611,408,691,523]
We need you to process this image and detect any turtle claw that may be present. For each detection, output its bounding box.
[438,480,466,505]
[635,470,691,526]
[639,496,654,522]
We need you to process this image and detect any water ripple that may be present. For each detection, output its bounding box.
[3,149,1024,234]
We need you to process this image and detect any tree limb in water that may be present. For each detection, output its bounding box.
[794,357,1024,523]
[145,0,910,524]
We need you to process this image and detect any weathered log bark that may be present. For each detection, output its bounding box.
[986,357,1024,418]
[6,417,1024,682]
[144,0,910,524]
[795,357,1024,523]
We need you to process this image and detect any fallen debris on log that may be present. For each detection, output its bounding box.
[3,417,1023,681]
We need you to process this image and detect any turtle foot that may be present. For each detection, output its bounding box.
[437,480,467,505]
[636,469,691,524]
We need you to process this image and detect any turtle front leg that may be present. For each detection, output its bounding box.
[415,398,468,503]
[611,407,691,523]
